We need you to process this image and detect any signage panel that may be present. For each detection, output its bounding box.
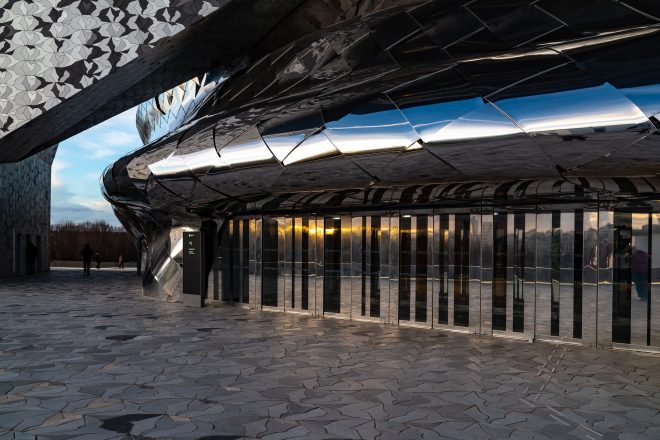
[183,231,205,307]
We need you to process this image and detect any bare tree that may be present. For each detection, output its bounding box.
[50,221,137,262]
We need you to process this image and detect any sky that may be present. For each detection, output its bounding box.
[51,107,140,226]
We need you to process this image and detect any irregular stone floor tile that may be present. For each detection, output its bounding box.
[0,268,658,439]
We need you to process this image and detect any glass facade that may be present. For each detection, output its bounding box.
[214,206,660,350]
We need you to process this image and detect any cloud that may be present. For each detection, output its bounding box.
[51,173,64,188]
[108,108,138,127]
[51,199,119,226]
[75,125,141,159]
[51,158,70,188]
[61,107,141,160]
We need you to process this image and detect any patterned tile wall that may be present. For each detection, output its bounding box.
[0,0,225,136]
[0,144,57,277]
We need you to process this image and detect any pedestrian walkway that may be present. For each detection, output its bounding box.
[0,269,659,439]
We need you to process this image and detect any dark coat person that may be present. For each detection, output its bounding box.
[81,243,93,275]
[96,253,102,270]
[26,240,37,274]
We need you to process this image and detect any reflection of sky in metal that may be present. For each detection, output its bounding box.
[283,132,337,165]
[145,78,660,179]
[145,79,655,177]
[431,102,522,141]
[182,148,227,173]
[399,98,483,142]
[262,132,307,161]
[221,137,274,167]
[148,153,188,176]
[621,84,660,118]
[494,83,649,134]
[325,107,418,154]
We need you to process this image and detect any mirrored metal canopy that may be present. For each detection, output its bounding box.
[102,0,660,235]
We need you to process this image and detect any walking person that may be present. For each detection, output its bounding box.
[96,253,102,270]
[26,239,37,274]
[81,243,93,275]
[118,254,124,269]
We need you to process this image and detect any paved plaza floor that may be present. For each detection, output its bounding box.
[0,269,659,439]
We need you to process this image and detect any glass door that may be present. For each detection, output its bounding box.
[433,212,472,330]
[492,211,527,336]
[324,216,342,314]
[289,217,311,313]
[435,214,450,326]
[220,218,250,304]
[454,214,470,327]
[613,212,633,344]
[261,217,279,308]
[492,212,508,331]
[398,213,433,326]
[351,215,386,321]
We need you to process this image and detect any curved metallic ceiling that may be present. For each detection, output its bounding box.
[104,0,660,232]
